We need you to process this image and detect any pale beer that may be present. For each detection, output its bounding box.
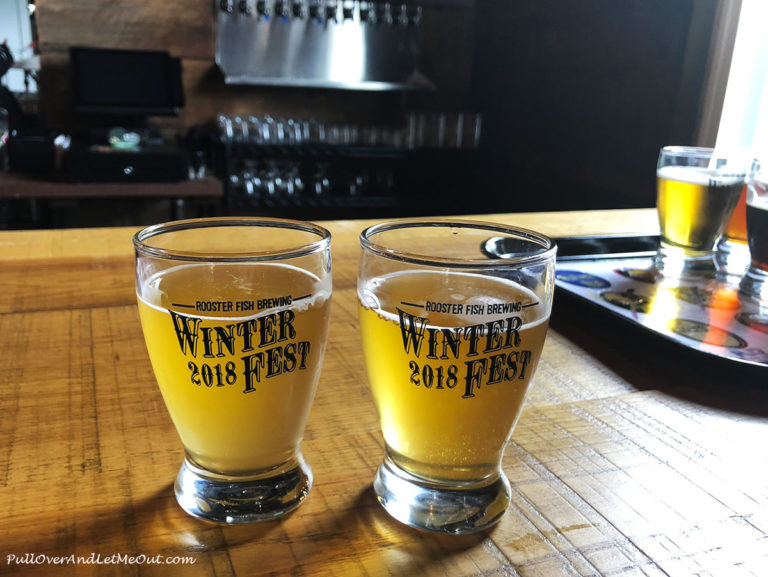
[138,262,330,475]
[359,270,549,484]
[134,217,332,523]
[358,219,555,533]
[656,165,744,252]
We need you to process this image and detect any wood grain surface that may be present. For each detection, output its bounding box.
[0,173,223,201]
[0,209,766,577]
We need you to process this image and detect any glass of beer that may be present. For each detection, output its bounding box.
[134,217,332,523]
[740,159,768,303]
[715,184,751,278]
[358,220,556,534]
[655,146,747,278]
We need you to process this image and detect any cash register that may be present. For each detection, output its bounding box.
[66,47,188,182]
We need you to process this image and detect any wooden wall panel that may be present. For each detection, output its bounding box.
[35,0,215,58]
[418,3,475,108]
[33,0,476,132]
[38,55,415,131]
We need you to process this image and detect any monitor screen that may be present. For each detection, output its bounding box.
[71,47,184,118]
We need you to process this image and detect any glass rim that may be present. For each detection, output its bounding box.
[359,218,556,268]
[748,158,768,201]
[660,146,714,158]
[133,217,331,263]
[660,145,751,162]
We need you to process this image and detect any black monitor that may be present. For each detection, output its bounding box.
[70,47,184,119]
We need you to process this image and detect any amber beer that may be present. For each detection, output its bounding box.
[656,165,744,252]
[715,185,751,277]
[747,200,768,272]
[740,162,768,300]
[723,185,749,244]
[359,270,549,483]
[138,262,330,475]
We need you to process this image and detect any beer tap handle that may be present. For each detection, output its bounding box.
[325,1,338,22]
[220,0,234,14]
[376,2,392,25]
[397,3,409,26]
[309,0,321,21]
[256,0,270,18]
[342,1,354,20]
[361,1,375,24]
[274,0,288,19]
[239,0,254,15]
[412,5,422,26]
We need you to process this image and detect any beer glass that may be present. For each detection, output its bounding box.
[134,217,332,523]
[654,146,747,278]
[358,220,556,534]
[740,159,768,303]
[715,184,751,278]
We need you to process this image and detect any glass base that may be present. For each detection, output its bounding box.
[740,266,768,303]
[174,454,312,524]
[654,244,716,279]
[373,456,511,535]
[715,238,751,279]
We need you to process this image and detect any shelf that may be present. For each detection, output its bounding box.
[0,172,223,200]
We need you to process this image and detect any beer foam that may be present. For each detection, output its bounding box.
[359,270,548,330]
[139,262,330,321]
[365,304,550,333]
[747,196,768,211]
[657,165,744,186]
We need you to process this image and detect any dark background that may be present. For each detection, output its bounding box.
[468,0,716,213]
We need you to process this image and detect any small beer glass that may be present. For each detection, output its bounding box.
[134,218,332,523]
[715,185,751,278]
[740,159,768,303]
[358,220,556,534]
[654,146,747,278]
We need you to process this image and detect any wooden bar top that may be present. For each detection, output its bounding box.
[0,172,223,199]
[0,209,766,576]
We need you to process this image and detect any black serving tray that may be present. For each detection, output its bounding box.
[486,234,768,369]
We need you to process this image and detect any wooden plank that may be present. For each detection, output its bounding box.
[35,0,215,57]
[0,208,659,312]
[0,305,230,577]
[0,173,223,200]
[0,255,135,314]
[503,394,768,576]
[34,0,475,58]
